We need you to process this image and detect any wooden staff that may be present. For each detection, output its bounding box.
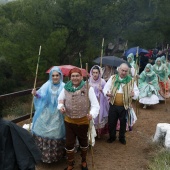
[164,44,169,105]
[97,38,104,138]
[135,46,139,115]
[28,45,42,132]
[100,38,104,68]
[128,46,139,129]
[86,63,95,170]
[123,40,128,54]
[79,52,82,69]
[129,47,139,99]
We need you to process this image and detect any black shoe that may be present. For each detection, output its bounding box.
[119,139,126,145]
[107,137,116,143]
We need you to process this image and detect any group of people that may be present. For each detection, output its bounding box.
[126,52,170,109]
[31,63,139,170]
[4,50,170,170]
[4,51,169,169]
[4,52,169,170]
[2,46,170,170]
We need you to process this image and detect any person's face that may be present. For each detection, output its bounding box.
[145,68,150,72]
[157,60,161,66]
[118,66,129,78]
[127,58,132,62]
[70,73,83,87]
[92,69,99,80]
[52,71,60,84]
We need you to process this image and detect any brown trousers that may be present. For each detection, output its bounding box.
[65,121,89,164]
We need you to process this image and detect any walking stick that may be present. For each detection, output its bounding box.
[86,63,95,170]
[100,38,104,68]
[97,38,104,138]
[135,46,139,115]
[128,47,139,129]
[28,46,42,132]
[164,44,169,106]
[79,52,82,69]
[123,40,128,55]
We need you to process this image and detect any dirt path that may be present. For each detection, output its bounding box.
[36,100,170,170]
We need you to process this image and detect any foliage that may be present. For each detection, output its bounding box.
[0,0,170,94]
[1,95,32,118]
[148,149,170,170]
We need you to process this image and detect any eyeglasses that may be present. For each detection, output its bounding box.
[52,74,59,77]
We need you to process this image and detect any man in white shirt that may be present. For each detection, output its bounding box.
[58,68,99,170]
[103,63,139,145]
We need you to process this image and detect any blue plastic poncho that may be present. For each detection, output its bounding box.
[32,66,65,139]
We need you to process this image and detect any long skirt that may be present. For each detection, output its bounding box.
[94,117,108,135]
[33,135,65,163]
[159,80,170,99]
[32,108,66,163]
[139,94,159,105]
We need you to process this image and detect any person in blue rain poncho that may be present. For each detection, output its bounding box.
[31,66,65,163]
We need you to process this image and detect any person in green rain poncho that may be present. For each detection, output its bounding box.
[138,64,159,109]
[127,53,138,77]
[127,53,136,68]
[152,57,170,100]
[160,55,170,76]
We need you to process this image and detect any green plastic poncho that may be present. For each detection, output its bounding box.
[160,55,170,76]
[139,63,160,99]
[127,53,136,68]
[152,57,168,81]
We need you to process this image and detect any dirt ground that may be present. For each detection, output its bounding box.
[34,100,170,170]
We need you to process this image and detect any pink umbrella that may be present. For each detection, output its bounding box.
[46,65,89,77]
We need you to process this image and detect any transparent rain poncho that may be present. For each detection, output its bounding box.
[32,66,65,139]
